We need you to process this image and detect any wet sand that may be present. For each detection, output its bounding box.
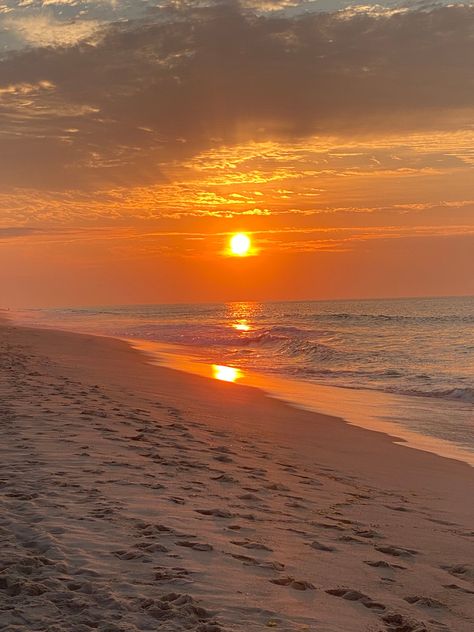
[1,319,473,631]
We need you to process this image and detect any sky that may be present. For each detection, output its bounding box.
[0,0,473,307]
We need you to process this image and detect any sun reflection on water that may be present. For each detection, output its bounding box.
[232,319,251,332]
[226,301,262,334]
[212,364,242,382]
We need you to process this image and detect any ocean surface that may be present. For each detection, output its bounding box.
[13,296,474,462]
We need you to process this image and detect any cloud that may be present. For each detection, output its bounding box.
[0,2,472,189]
[4,14,102,48]
[0,129,473,227]
[0,226,41,238]
[0,79,55,96]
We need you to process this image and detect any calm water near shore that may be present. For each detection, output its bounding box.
[12,296,474,463]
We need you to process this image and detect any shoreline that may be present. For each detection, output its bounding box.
[1,319,473,630]
[6,310,474,467]
[3,315,474,497]
[129,338,474,468]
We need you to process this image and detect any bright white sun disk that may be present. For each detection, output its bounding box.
[230,233,251,256]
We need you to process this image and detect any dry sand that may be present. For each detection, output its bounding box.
[0,319,473,631]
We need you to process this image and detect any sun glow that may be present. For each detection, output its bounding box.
[212,364,241,382]
[232,319,251,331]
[229,233,251,256]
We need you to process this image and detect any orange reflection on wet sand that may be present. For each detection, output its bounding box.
[212,364,242,382]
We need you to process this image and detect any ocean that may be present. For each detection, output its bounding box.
[14,296,474,463]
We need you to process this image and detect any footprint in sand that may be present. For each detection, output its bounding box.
[338,534,371,545]
[286,500,307,509]
[134,541,170,553]
[176,540,214,552]
[442,582,474,594]
[308,540,336,552]
[213,452,234,462]
[382,612,449,632]
[326,588,386,613]
[440,564,473,580]
[312,520,345,532]
[0,575,23,597]
[365,559,407,570]
[230,553,284,571]
[168,496,186,505]
[135,522,174,536]
[425,517,458,527]
[270,576,315,591]
[265,482,290,492]
[113,549,153,562]
[384,505,412,513]
[230,539,273,552]
[352,528,381,539]
[139,592,221,629]
[154,567,193,584]
[375,545,418,558]
[211,472,238,483]
[195,508,234,519]
[238,492,262,502]
[404,595,446,609]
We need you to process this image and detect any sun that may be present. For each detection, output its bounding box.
[229,233,251,256]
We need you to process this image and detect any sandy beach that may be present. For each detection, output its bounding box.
[1,318,473,632]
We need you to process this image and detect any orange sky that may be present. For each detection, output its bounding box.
[1,2,473,307]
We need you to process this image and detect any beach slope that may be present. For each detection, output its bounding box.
[1,320,473,631]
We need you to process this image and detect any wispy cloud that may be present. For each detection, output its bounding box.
[0,226,41,238]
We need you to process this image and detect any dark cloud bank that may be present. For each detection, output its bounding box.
[0,1,473,188]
